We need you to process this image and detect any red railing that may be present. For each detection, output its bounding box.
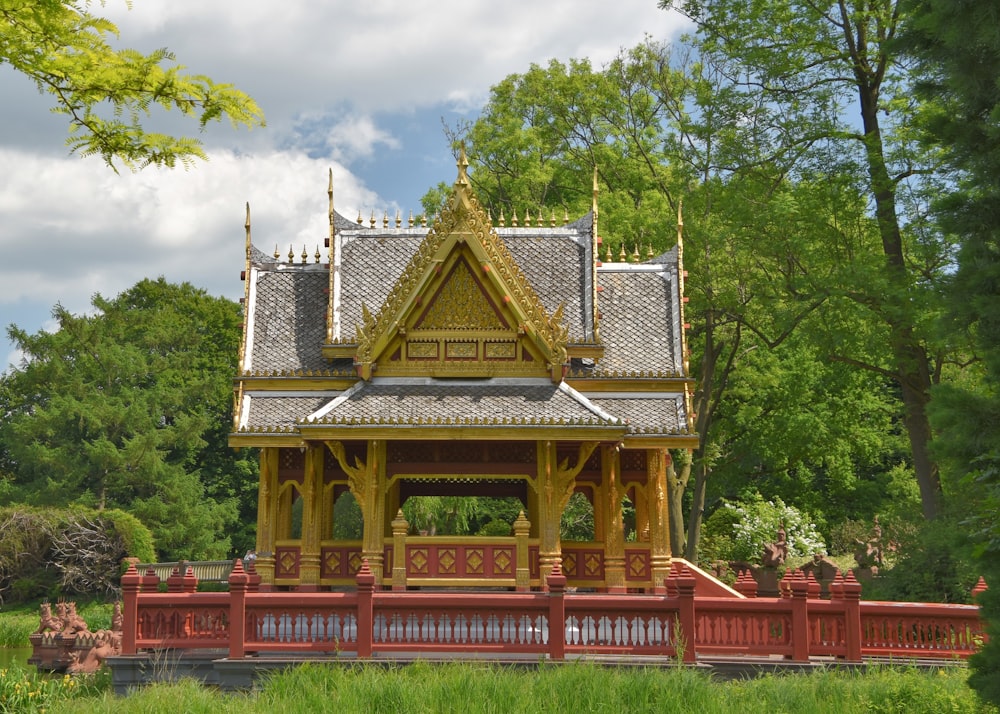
[120,561,986,663]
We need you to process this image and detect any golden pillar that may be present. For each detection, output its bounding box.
[255,447,279,586]
[326,439,387,586]
[536,440,598,587]
[602,445,626,593]
[647,448,671,592]
[299,444,324,589]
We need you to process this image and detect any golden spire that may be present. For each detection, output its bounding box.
[383,210,389,229]
[300,244,308,263]
[395,210,402,228]
[327,168,335,342]
[456,145,470,187]
[369,210,376,228]
[409,210,415,227]
[511,208,519,227]
[356,210,363,225]
[498,208,506,227]
[273,244,280,260]
[288,244,294,262]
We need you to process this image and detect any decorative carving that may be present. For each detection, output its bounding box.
[419,260,506,330]
[407,342,438,359]
[445,341,477,359]
[485,342,516,359]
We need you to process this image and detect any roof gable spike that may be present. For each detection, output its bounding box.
[409,210,415,227]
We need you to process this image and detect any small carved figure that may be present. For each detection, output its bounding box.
[60,602,90,636]
[111,601,124,633]
[34,602,62,634]
[761,525,789,568]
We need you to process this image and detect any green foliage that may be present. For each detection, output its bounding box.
[0,279,256,560]
[103,509,156,564]
[872,511,979,604]
[0,1,264,169]
[0,506,152,602]
[700,495,826,564]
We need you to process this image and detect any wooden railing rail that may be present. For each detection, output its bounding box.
[120,562,986,663]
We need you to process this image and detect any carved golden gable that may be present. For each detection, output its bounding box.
[353,152,568,381]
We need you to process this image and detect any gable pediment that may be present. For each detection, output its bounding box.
[352,153,569,381]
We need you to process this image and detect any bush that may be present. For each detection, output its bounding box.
[0,506,156,603]
[872,512,979,604]
[700,494,826,564]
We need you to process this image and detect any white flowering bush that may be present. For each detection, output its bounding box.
[702,495,827,564]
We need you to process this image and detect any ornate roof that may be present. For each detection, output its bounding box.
[232,154,696,447]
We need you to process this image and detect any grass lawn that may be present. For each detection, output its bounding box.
[0,660,990,714]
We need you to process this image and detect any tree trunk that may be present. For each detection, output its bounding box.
[858,75,942,519]
[666,453,689,556]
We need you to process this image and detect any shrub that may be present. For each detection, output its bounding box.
[0,506,156,603]
[700,494,826,564]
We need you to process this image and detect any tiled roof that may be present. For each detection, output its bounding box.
[243,217,683,378]
[247,268,329,373]
[586,395,688,435]
[500,231,589,341]
[243,394,339,429]
[596,268,681,375]
[304,380,620,427]
[339,232,424,338]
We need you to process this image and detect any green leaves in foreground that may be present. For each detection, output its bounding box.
[0,0,264,169]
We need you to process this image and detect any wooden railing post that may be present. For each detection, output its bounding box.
[547,563,567,660]
[121,563,141,655]
[228,558,249,659]
[837,570,863,662]
[356,559,375,658]
[788,569,810,662]
[514,511,531,592]
[674,566,697,664]
[391,510,409,592]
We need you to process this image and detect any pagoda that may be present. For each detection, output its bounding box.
[229,152,697,592]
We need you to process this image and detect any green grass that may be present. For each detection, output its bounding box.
[35,661,995,714]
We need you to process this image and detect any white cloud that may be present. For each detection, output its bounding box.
[0,0,691,369]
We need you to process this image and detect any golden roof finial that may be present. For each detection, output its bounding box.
[408,210,414,227]
[356,210,363,225]
[538,208,544,227]
[604,241,613,263]
[383,210,389,229]
[550,209,557,227]
[511,208,519,227]
[498,208,506,227]
[647,243,654,258]
[287,244,294,262]
[420,213,427,228]
[244,203,252,259]
[395,210,402,228]
[618,243,627,261]
[369,210,376,229]
[315,244,321,263]
[631,243,640,263]
[301,244,308,263]
[273,243,280,260]
[456,145,470,186]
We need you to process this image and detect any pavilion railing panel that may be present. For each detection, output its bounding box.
[120,562,986,663]
[563,594,679,656]
[691,598,796,658]
[859,601,983,659]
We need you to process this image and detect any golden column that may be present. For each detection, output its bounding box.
[326,439,388,585]
[255,447,280,587]
[647,448,672,592]
[298,444,324,590]
[602,444,626,593]
[536,440,598,586]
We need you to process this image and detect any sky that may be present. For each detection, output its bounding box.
[1,1,690,371]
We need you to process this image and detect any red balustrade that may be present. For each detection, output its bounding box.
[120,561,987,663]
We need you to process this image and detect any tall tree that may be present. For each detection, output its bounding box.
[0,278,256,560]
[447,42,902,558]
[1,1,264,168]
[666,0,953,520]
[901,0,1000,702]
